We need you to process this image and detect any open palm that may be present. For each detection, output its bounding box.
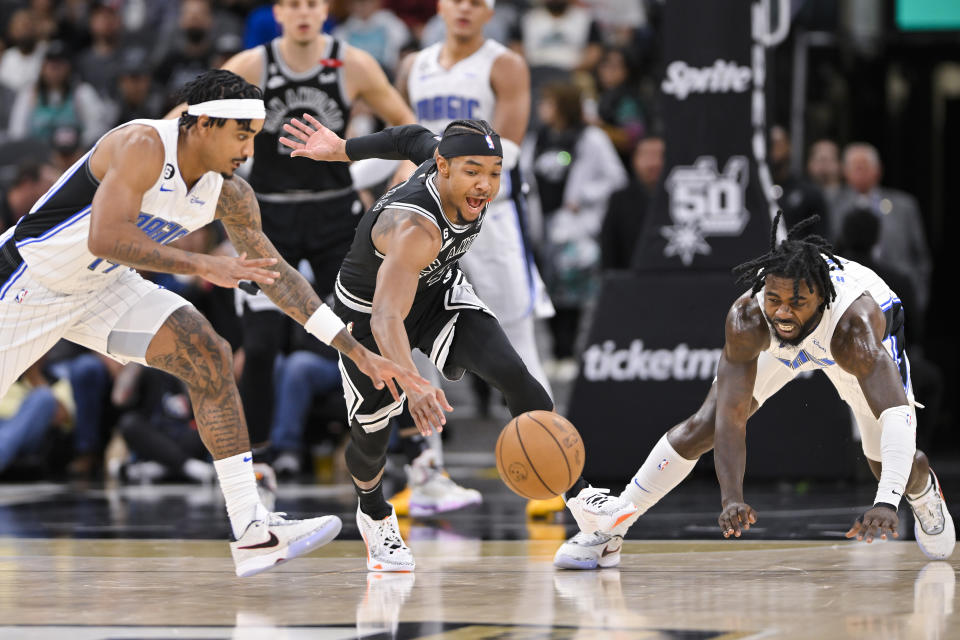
[279,113,347,162]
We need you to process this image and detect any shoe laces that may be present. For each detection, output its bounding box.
[582,488,617,509]
[373,517,407,552]
[265,511,293,526]
[570,530,613,546]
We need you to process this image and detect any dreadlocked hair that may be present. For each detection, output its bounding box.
[441,119,495,139]
[176,69,262,132]
[731,212,842,308]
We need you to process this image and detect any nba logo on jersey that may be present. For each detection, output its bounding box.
[485,135,494,150]
[14,289,28,303]
[657,458,669,471]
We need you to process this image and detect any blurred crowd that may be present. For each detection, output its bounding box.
[0,0,937,482]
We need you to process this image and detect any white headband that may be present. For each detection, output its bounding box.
[186,99,266,120]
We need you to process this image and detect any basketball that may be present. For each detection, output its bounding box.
[495,410,585,500]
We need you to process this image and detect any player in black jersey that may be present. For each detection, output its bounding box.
[168,0,416,458]
[281,116,554,571]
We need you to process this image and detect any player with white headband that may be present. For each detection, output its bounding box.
[0,69,427,577]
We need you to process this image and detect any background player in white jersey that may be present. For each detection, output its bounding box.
[0,70,425,577]
[555,214,955,569]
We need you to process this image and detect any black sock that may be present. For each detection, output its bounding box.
[565,476,590,500]
[355,480,392,520]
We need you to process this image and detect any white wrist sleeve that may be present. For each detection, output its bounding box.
[873,405,916,508]
[501,138,520,171]
[304,304,347,345]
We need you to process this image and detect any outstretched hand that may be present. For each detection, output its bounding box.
[845,505,899,543]
[718,501,757,538]
[279,113,349,162]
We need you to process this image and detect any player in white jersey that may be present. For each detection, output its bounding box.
[555,214,954,569]
[0,70,426,577]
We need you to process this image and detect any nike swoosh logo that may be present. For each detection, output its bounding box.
[601,543,621,557]
[243,456,252,462]
[159,185,174,192]
[892,490,902,496]
[238,532,279,550]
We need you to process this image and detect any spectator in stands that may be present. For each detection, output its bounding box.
[116,366,215,484]
[270,349,343,478]
[26,0,59,44]
[7,40,113,147]
[807,138,842,213]
[334,0,410,76]
[525,82,627,377]
[582,0,648,48]
[49,124,85,173]
[155,0,218,105]
[594,46,646,163]
[385,0,438,42]
[600,135,663,270]
[831,142,932,316]
[76,0,124,101]
[514,0,603,93]
[112,48,165,126]
[770,124,829,238]
[0,161,57,233]
[0,8,47,93]
[0,364,73,477]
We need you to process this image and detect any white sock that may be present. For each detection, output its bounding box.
[214,452,264,538]
[907,471,933,501]
[182,458,215,483]
[621,434,698,514]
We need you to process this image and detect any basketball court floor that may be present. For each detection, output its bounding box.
[0,464,957,639]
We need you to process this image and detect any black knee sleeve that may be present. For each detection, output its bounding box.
[448,312,553,416]
[344,423,392,482]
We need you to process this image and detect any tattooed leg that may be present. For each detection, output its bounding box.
[145,306,249,460]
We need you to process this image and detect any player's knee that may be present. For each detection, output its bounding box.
[911,449,930,478]
[344,425,390,482]
[190,327,235,383]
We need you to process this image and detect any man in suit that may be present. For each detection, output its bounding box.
[830,142,932,316]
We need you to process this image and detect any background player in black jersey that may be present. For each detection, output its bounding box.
[280,116,554,571]
[169,0,417,466]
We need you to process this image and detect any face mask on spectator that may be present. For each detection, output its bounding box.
[184,27,208,44]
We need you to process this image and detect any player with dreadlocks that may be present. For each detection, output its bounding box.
[551,212,954,570]
[279,116,554,571]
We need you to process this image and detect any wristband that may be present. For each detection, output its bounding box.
[304,304,346,345]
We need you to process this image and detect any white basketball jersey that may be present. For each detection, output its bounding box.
[756,257,900,374]
[15,119,223,293]
[407,40,504,135]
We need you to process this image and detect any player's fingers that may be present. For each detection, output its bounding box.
[436,388,453,412]
[278,136,302,151]
[844,521,861,538]
[288,117,315,136]
[413,406,434,436]
[238,257,279,267]
[281,123,308,142]
[738,506,751,530]
[382,376,401,402]
[240,267,280,283]
[424,399,446,432]
[303,113,325,130]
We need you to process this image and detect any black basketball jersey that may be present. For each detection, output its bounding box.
[335,161,486,313]
[250,37,352,196]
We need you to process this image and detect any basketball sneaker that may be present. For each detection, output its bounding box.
[406,449,482,517]
[253,462,277,512]
[230,511,342,577]
[907,470,956,560]
[356,503,416,572]
[553,530,624,570]
[565,487,639,536]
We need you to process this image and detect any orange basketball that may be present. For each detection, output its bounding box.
[495,410,585,500]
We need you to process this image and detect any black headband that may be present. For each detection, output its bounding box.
[437,131,502,159]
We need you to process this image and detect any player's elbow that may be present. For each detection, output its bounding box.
[369,309,402,342]
[87,230,112,259]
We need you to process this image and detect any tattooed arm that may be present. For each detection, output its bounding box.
[216,177,430,398]
[87,125,279,288]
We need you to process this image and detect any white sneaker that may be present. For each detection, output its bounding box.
[252,462,277,512]
[272,452,301,478]
[356,503,415,572]
[554,531,624,570]
[907,470,956,560]
[230,512,342,577]
[407,450,482,517]
[565,487,639,536]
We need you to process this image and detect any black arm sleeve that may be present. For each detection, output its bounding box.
[345,125,439,165]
